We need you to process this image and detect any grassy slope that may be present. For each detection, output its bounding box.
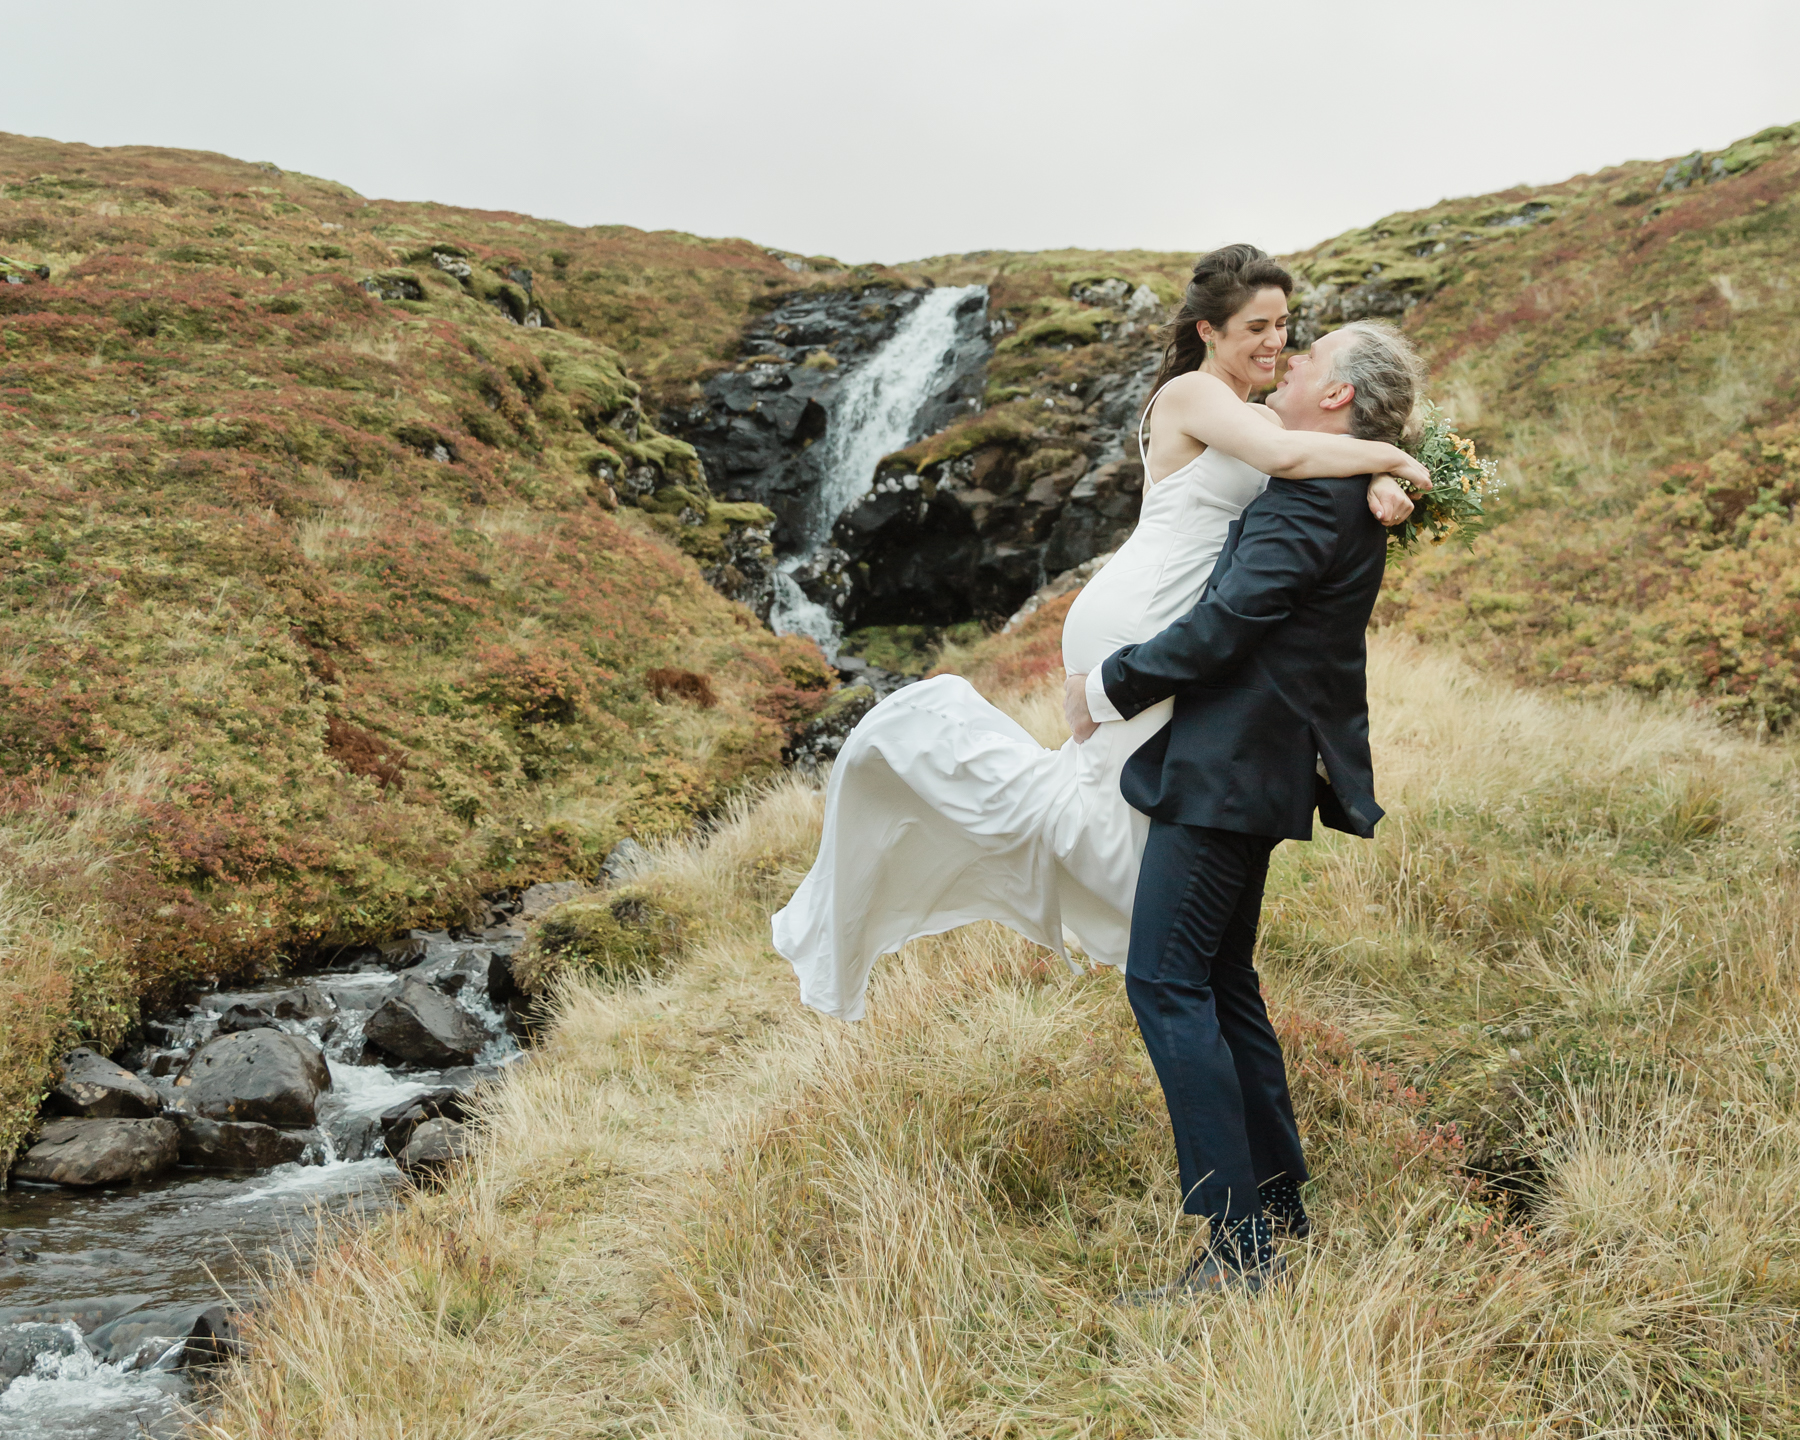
[903,128,1800,728]
[1318,125,1800,731]
[207,637,1800,1435]
[0,134,859,1165]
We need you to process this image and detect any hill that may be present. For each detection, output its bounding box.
[0,134,865,1162]
[883,126,1800,724]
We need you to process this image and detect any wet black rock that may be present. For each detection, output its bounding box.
[397,1117,468,1177]
[174,1030,331,1128]
[174,1115,310,1171]
[365,978,491,1067]
[828,369,1152,630]
[402,943,512,1005]
[11,1118,180,1188]
[45,1047,162,1120]
[0,1322,83,1383]
[668,285,990,557]
[332,1113,385,1162]
[216,984,334,1034]
[87,1301,246,1368]
[379,1087,471,1155]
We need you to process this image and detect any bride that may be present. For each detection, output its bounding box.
[773,244,1427,1020]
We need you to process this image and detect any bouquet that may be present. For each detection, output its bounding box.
[1390,402,1501,551]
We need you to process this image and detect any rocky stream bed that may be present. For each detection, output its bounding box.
[0,885,573,1439]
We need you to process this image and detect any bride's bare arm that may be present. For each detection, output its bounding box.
[1246,406,1415,525]
[1158,372,1430,492]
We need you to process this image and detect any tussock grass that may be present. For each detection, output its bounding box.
[199,636,1800,1436]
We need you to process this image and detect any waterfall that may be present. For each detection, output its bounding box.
[770,284,985,657]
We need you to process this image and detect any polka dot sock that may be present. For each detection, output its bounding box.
[1259,1174,1311,1240]
[1207,1211,1275,1273]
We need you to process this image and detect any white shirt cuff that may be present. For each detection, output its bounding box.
[1084,667,1124,724]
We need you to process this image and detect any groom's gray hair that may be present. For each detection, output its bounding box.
[1328,320,1426,446]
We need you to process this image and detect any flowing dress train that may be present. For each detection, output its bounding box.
[773,426,1269,1020]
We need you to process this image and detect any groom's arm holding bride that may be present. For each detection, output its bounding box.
[1064,478,1347,742]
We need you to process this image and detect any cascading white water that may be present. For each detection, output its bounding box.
[770,284,983,657]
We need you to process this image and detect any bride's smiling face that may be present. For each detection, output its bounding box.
[1199,287,1289,390]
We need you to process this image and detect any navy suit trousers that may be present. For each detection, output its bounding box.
[1126,820,1308,1222]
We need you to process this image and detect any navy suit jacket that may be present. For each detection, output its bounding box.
[1098,473,1388,842]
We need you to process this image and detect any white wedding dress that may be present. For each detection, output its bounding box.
[773,404,1270,1020]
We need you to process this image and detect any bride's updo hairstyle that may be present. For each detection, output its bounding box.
[1149,243,1294,396]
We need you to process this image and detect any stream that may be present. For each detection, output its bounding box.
[0,923,530,1439]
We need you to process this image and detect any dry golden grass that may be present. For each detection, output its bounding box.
[197,636,1800,1437]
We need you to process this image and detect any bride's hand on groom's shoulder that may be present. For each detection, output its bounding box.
[1064,673,1099,743]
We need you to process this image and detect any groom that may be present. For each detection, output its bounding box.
[1064,319,1424,1294]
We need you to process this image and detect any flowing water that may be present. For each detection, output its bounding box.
[0,932,526,1438]
[769,284,985,657]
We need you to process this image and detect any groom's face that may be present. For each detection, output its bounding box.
[1269,330,1354,430]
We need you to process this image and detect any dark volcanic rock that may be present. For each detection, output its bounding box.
[174,1115,309,1170]
[397,1117,468,1177]
[11,1118,179,1188]
[365,978,491,1067]
[827,356,1154,630]
[669,284,990,560]
[45,1046,161,1119]
[379,1086,471,1155]
[214,984,333,1033]
[87,1301,246,1368]
[175,1030,331,1127]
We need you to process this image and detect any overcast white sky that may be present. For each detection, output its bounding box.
[8,0,1799,263]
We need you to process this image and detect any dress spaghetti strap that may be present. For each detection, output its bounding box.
[1138,380,1176,483]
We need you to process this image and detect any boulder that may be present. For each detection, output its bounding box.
[330,1113,384,1163]
[519,880,585,917]
[402,944,509,1003]
[379,1087,471,1155]
[215,985,333,1033]
[397,1117,468,1176]
[0,1322,83,1384]
[174,1030,331,1127]
[11,1118,178,1188]
[174,1115,309,1170]
[86,1301,247,1369]
[44,1047,161,1119]
[364,978,490,1067]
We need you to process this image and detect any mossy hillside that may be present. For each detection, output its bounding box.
[912,128,1800,729]
[1293,124,1800,727]
[0,134,843,1166]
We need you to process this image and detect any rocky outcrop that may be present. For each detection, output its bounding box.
[668,284,990,559]
[174,1030,331,1128]
[365,978,491,1067]
[826,356,1155,628]
[174,1115,311,1170]
[45,1047,161,1119]
[12,1117,179,1187]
